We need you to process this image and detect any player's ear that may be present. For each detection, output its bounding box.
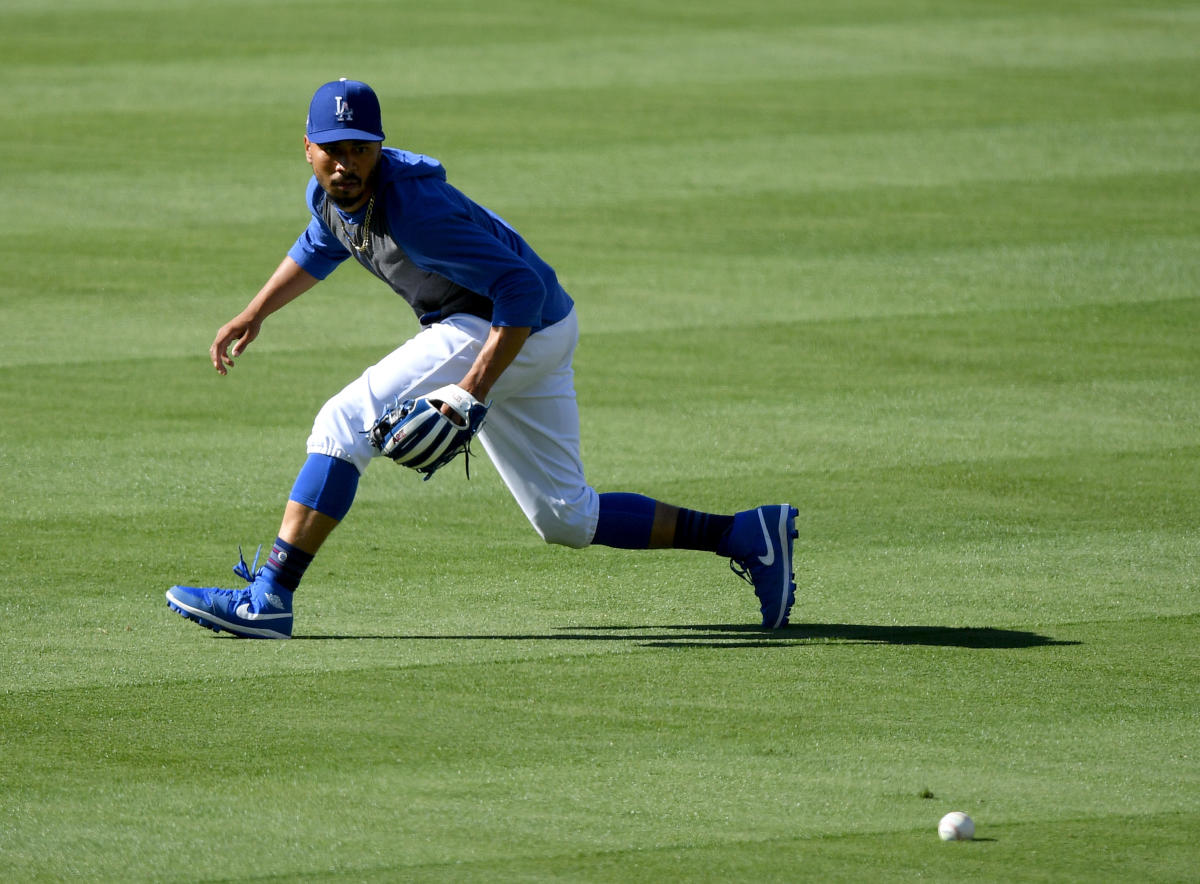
[303,137,314,166]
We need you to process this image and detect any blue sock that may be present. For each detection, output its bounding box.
[288,453,360,522]
[674,508,735,553]
[591,492,657,549]
[262,538,313,591]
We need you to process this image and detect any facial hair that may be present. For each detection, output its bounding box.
[328,166,377,210]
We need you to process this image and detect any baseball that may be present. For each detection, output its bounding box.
[938,811,975,841]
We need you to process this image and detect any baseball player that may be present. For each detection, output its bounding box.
[166,79,797,639]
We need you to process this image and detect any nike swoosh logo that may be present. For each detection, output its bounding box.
[756,509,775,567]
[234,603,290,621]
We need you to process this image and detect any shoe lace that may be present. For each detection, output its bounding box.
[232,544,263,583]
[729,558,753,586]
[462,437,475,481]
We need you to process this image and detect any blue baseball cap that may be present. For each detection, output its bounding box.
[306,79,385,143]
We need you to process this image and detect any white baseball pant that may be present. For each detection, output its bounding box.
[306,309,599,548]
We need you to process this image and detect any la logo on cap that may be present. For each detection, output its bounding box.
[306,78,385,143]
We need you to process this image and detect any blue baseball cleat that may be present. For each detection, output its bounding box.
[166,583,293,639]
[723,505,799,629]
[166,547,293,639]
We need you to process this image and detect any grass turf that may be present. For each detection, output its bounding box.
[1,0,1198,880]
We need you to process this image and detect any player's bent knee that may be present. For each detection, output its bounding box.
[538,525,592,549]
[530,511,593,549]
[521,486,599,549]
[307,397,379,473]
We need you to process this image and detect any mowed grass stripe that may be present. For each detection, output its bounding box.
[4,615,1194,770]
[11,54,1199,167]
[5,296,1195,505]
[392,812,1200,883]
[3,233,1196,365]
[5,0,1192,89]
[525,171,1200,264]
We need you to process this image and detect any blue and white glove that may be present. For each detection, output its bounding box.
[368,384,489,480]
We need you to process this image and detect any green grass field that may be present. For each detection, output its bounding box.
[2,0,1198,880]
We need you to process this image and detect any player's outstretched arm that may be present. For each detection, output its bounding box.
[211,257,319,375]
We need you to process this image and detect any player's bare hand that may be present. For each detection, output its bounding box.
[210,317,261,375]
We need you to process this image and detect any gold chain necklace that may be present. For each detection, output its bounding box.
[350,195,375,253]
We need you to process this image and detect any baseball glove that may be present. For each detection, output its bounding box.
[367,384,489,480]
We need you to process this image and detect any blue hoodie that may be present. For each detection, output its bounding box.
[288,148,573,332]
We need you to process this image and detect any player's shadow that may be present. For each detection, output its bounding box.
[562,623,1077,649]
[295,623,1078,649]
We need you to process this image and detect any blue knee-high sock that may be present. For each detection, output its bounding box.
[288,453,361,521]
[675,508,735,553]
[591,493,736,551]
[591,492,657,549]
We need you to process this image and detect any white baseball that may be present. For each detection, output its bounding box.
[938,811,975,841]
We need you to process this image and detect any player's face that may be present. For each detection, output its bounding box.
[305,138,382,210]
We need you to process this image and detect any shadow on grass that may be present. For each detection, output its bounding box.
[294,623,1078,649]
